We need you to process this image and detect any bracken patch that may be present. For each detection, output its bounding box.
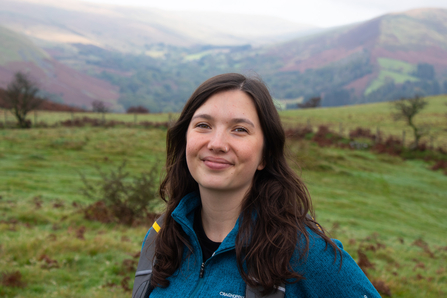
[412,238,435,258]
[38,254,59,269]
[357,249,374,276]
[1,271,26,288]
[371,279,392,297]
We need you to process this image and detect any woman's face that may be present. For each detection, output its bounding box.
[186,89,265,195]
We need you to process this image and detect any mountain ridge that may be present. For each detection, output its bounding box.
[1,2,446,110]
[0,0,319,51]
[0,25,119,108]
[249,8,447,105]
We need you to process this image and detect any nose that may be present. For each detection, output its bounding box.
[207,129,229,153]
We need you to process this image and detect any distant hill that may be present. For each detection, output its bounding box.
[1,1,446,111]
[0,25,119,109]
[0,0,318,52]
[254,8,447,106]
[94,7,447,111]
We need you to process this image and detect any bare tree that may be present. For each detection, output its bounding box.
[2,72,43,128]
[126,106,149,114]
[392,95,428,149]
[298,97,321,109]
[91,100,109,113]
[92,100,110,123]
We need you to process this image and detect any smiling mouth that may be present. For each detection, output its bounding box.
[202,157,233,170]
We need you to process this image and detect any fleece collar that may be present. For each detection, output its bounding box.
[171,192,241,253]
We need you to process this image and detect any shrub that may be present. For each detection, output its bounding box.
[127,106,150,114]
[80,160,160,226]
[1,271,26,288]
[349,127,375,141]
[312,125,344,147]
[298,97,321,109]
[284,126,314,140]
[372,136,403,156]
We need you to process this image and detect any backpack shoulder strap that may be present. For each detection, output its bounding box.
[246,283,286,298]
[132,214,165,298]
[306,213,322,231]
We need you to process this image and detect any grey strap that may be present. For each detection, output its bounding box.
[132,214,165,298]
[246,283,286,298]
[135,270,152,277]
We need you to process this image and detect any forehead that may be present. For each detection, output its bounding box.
[193,90,259,118]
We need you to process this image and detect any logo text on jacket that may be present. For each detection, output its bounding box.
[219,291,244,298]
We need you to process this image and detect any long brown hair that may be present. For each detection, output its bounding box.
[152,73,340,293]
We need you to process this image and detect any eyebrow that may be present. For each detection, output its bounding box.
[191,114,255,127]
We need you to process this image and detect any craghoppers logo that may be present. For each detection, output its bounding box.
[219,291,244,298]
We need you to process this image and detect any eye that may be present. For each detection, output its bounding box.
[195,122,210,129]
[234,127,248,133]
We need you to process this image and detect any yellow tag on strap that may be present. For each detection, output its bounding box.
[152,221,161,233]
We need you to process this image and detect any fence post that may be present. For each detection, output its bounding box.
[34,110,37,125]
[376,127,381,143]
[134,113,137,125]
[168,113,173,128]
[402,130,406,147]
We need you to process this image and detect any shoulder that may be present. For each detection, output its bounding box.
[286,229,381,297]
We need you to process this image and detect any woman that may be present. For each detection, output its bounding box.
[133,73,381,297]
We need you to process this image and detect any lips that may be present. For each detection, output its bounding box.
[202,156,233,170]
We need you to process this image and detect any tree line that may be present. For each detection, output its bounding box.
[0,72,152,128]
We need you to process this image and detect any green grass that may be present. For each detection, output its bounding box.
[365,57,420,96]
[0,26,49,66]
[0,110,178,126]
[280,94,447,147]
[1,103,447,297]
[0,127,167,204]
[377,58,416,74]
[365,70,419,95]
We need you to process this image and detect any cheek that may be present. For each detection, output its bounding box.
[185,135,202,168]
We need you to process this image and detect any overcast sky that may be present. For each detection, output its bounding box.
[79,0,447,27]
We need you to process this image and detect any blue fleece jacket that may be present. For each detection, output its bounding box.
[144,192,381,298]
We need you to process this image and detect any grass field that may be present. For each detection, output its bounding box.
[1,99,447,297]
[2,94,446,147]
[0,110,177,126]
[280,94,447,148]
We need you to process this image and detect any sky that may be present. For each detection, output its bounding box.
[79,0,447,27]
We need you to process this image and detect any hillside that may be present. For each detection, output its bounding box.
[0,0,318,52]
[0,25,119,109]
[65,7,447,111]
[255,8,447,106]
[1,1,446,111]
[0,124,446,297]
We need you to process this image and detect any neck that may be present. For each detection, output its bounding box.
[199,187,247,243]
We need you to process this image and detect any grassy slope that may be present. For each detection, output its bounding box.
[0,110,177,126]
[365,58,419,95]
[280,94,447,147]
[0,126,446,297]
[0,26,49,66]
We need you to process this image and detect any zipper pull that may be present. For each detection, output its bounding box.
[199,262,205,278]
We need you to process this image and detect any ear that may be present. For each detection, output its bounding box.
[257,159,266,171]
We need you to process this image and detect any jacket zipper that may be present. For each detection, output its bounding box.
[199,262,205,278]
[189,262,205,298]
[176,214,236,298]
